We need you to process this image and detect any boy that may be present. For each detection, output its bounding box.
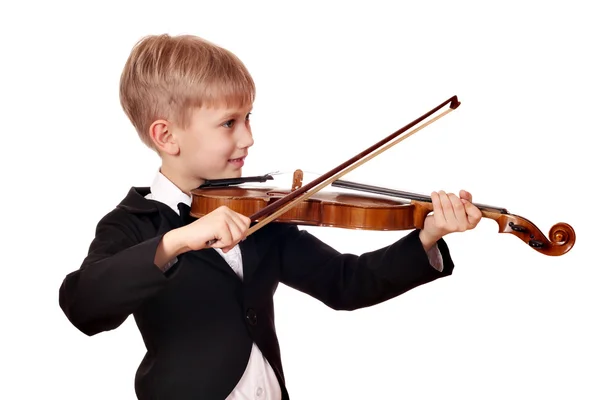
[59,34,482,400]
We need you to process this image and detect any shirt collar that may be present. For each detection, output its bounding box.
[145,170,192,216]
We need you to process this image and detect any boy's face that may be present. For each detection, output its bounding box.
[173,104,254,182]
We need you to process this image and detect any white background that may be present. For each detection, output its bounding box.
[1,1,597,399]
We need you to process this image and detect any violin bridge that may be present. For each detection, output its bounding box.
[292,169,303,191]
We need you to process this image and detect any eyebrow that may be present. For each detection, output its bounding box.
[217,107,253,121]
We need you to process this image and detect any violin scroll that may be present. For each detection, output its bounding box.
[485,211,575,256]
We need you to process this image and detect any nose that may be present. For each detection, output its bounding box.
[237,124,254,149]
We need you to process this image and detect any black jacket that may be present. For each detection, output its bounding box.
[59,186,455,399]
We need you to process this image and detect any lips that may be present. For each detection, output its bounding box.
[228,156,246,162]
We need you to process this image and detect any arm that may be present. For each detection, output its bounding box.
[59,203,249,336]
[154,228,192,271]
[278,226,454,311]
[58,212,182,336]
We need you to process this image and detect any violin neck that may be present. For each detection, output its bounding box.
[331,180,508,214]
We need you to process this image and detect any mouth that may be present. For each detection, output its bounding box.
[228,156,246,165]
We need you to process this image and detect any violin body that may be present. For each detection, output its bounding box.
[190,186,432,231]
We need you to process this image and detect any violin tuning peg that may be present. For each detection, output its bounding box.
[528,240,544,248]
[509,222,528,233]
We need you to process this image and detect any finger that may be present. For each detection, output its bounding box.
[464,201,483,227]
[438,191,455,222]
[449,193,468,231]
[431,191,445,226]
[233,212,251,233]
[211,218,235,249]
[225,211,251,241]
[459,189,472,202]
[224,214,245,243]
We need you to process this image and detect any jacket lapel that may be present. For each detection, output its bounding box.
[239,229,261,284]
[184,231,263,284]
[185,248,243,281]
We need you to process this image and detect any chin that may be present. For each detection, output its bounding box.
[215,169,243,179]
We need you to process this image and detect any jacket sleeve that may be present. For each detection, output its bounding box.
[59,210,170,336]
[278,226,455,311]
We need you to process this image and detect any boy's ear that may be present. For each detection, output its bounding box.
[149,119,180,155]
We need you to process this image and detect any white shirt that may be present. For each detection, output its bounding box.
[145,171,281,400]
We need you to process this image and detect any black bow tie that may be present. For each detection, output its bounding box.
[177,202,195,225]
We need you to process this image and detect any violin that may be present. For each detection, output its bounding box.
[190,96,575,257]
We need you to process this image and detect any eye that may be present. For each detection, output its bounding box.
[222,112,251,128]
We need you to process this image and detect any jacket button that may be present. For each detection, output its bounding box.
[246,308,257,326]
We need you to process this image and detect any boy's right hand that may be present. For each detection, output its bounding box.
[155,206,250,270]
[180,205,251,253]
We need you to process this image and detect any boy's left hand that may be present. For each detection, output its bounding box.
[419,190,482,249]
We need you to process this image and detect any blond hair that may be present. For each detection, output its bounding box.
[119,34,256,150]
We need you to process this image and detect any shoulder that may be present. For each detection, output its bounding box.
[92,186,161,242]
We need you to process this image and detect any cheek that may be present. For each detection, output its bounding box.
[212,139,236,156]
[194,141,233,166]
[181,131,235,164]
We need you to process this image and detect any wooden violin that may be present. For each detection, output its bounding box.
[189,95,575,256]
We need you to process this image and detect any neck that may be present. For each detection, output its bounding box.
[159,164,204,195]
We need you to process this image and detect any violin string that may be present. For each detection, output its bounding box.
[331,180,431,202]
[331,180,508,213]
